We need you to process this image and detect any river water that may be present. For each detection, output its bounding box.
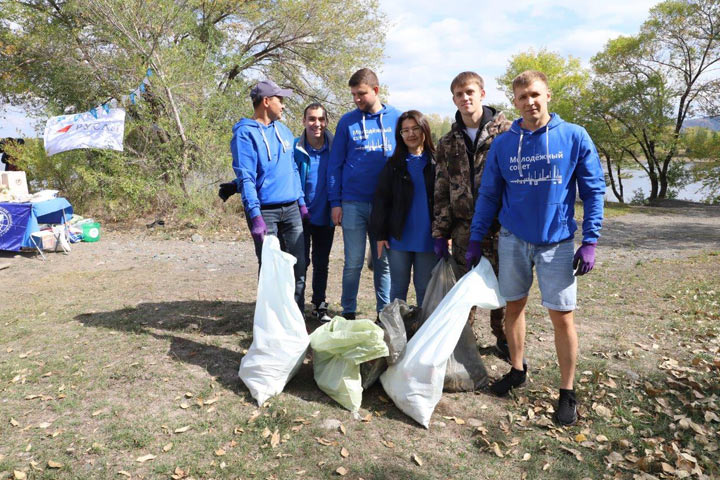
[604,163,707,203]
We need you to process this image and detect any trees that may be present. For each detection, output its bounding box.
[591,0,720,200]
[496,48,589,124]
[682,126,720,203]
[0,0,386,215]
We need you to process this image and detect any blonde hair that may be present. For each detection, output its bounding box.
[512,70,549,94]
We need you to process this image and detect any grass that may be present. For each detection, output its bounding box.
[1,225,719,479]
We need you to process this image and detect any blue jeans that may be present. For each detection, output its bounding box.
[341,201,390,314]
[248,202,306,314]
[386,249,438,307]
[302,223,335,307]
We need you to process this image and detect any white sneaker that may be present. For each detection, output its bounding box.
[313,302,331,322]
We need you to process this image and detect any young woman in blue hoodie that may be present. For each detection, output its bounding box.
[370,110,437,307]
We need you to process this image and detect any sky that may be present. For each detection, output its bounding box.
[0,0,662,138]
[378,0,661,116]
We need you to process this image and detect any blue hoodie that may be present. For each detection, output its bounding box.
[230,118,305,220]
[470,114,605,245]
[294,130,334,226]
[327,104,401,206]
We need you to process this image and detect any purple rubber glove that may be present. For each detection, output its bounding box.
[299,204,310,223]
[433,238,449,259]
[573,242,596,276]
[465,240,484,267]
[250,215,267,244]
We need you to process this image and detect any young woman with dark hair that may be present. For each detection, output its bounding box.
[369,110,437,307]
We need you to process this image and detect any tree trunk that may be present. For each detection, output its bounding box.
[658,175,668,199]
[605,154,624,203]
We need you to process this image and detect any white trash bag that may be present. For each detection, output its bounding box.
[239,235,309,406]
[380,257,505,428]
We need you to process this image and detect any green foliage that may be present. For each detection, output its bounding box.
[682,127,720,202]
[496,48,589,124]
[0,0,386,219]
[589,0,720,200]
[12,138,168,218]
[425,113,453,145]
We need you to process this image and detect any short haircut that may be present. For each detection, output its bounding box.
[450,71,484,93]
[512,70,549,93]
[348,68,379,88]
[252,96,263,109]
[303,102,327,120]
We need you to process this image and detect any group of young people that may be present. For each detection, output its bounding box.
[227,67,606,426]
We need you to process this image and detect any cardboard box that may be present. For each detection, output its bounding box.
[0,171,29,196]
[31,230,57,251]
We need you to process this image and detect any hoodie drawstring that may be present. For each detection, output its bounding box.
[516,124,551,177]
[259,128,272,160]
[379,112,387,157]
[258,123,288,161]
[516,130,524,178]
[361,111,387,155]
[545,124,550,164]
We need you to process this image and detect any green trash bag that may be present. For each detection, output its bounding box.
[310,316,389,412]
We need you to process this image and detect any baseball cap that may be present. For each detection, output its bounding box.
[250,80,292,102]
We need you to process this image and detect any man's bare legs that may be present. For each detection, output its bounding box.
[504,297,527,372]
[548,308,577,390]
[499,299,577,391]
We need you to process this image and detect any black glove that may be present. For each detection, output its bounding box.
[218,182,237,202]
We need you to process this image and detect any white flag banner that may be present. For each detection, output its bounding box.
[44,108,125,156]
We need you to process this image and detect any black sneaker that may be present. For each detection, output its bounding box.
[313,302,332,322]
[342,312,356,320]
[489,365,527,397]
[554,389,578,426]
[495,338,511,363]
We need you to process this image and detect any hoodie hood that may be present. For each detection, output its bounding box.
[232,118,290,160]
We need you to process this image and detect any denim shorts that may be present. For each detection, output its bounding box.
[497,227,577,311]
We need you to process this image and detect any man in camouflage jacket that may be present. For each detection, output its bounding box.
[432,71,512,359]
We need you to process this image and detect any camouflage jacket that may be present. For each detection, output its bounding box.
[432,107,511,242]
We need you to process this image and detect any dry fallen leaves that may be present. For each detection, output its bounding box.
[593,404,612,419]
[270,429,280,448]
[316,437,334,446]
[381,440,395,449]
[340,447,349,458]
[174,426,191,434]
[491,443,504,458]
[136,454,156,463]
[215,448,226,456]
[411,454,423,466]
[117,471,131,477]
[13,471,27,480]
[335,466,348,476]
[47,460,63,469]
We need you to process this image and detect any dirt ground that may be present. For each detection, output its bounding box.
[1,199,718,479]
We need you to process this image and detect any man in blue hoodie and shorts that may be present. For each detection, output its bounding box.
[467,70,605,426]
[327,69,401,319]
[230,80,309,315]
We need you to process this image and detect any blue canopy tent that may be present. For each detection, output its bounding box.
[0,198,73,252]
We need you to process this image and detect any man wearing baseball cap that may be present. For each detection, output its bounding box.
[230,79,309,315]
